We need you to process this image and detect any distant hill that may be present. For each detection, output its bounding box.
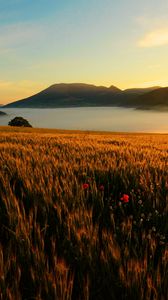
[4,83,167,110]
[0,111,7,116]
[123,86,160,95]
[135,87,168,110]
[4,83,121,108]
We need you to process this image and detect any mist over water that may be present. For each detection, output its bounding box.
[0,107,168,133]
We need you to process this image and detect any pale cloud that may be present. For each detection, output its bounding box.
[138,28,168,48]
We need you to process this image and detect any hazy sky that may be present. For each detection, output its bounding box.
[1,0,168,103]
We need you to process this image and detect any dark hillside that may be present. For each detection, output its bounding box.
[4,83,167,110]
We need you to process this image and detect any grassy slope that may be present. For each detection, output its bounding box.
[0,127,168,300]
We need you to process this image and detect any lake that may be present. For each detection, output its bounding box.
[0,107,168,133]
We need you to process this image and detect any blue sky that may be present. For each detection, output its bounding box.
[1,0,168,103]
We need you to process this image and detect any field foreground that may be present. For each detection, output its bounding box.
[0,127,168,300]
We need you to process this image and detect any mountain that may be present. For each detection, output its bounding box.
[4,83,108,108]
[4,83,123,108]
[123,86,160,95]
[135,87,168,110]
[4,83,166,110]
[108,85,122,93]
[0,111,7,116]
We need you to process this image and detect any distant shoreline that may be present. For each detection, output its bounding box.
[1,104,168,112]
[0,110,7,116]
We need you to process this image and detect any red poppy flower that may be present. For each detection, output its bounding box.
[83,183,89,189]
[99,185,104,191]
[120,194,129,203]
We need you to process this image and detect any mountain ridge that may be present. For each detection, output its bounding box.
[3,83,167,110]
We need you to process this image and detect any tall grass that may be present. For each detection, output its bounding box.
[0,129,167,299]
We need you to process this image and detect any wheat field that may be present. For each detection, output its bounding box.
[0,127,167,300]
